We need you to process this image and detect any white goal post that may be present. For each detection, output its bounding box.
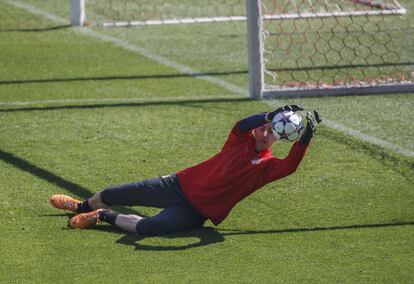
[71,0,414,99]
[71,0,84,26]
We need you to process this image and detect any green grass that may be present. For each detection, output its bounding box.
[1,1,413,283]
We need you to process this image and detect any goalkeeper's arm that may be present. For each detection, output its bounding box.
[238,105,304,132]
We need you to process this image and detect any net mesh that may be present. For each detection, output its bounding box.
[85,0,246,26]
[261,0,414,90]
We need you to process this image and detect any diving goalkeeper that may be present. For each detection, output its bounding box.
[49,105,321,235]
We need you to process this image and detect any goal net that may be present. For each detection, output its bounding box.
[72,0,414,98]
[256,0,414,98]
[79,0,247,27]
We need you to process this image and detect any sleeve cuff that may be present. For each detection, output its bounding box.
[265,112,271,122]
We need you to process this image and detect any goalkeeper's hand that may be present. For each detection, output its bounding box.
[299,110,322,145]
[265,104,304,122]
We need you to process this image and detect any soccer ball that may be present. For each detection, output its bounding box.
[272,110,304,142]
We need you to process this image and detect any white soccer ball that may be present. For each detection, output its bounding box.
[272,110,304,142]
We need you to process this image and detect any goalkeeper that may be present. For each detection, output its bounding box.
[49,105,321,235]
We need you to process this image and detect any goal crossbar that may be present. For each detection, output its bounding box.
[262,7,406,21]
[101,16,248,28]
[72,0,406,28]
[99,7,406,27]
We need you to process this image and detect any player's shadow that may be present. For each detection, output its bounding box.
[106,220,414,251]
[37,212,224,250]
[114,227,225,251]
[39,206,414,251]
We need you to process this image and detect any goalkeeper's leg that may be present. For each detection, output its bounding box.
[70,205,205,235]
[50,174,185,214]
[134,205,205,235]
[97,174,184,209]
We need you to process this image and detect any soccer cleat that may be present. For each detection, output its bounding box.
[49,194,80,213]
[70,210,100,229]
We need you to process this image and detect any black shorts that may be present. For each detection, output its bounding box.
[100,174,206,235]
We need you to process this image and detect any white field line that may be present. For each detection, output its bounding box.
[324,119,414,158]
[3,0,414,158]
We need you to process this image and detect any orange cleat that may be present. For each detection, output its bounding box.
[69,210,100,229]
[49,194,80,213]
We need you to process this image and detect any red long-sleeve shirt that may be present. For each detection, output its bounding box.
[176,122,309,225]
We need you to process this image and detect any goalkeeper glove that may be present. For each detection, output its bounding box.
[265,104,304,122]
[299,110,321,145]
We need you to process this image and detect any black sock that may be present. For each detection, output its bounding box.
[76,200,93,213]
[98,209,118,225]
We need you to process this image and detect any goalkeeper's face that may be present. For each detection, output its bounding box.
[253,123,278,152]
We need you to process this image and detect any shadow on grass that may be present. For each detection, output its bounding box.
[0,24,71,32]
[0,149,146,216]
[0,96,251,113]
[89,220,414,251]
[115,227,225,251]
[0,149,91,199]
[1,62,413,86]
[39,213,73,217]
[60,224,224,251]
[0,70,247,86]
[220,220,414,236]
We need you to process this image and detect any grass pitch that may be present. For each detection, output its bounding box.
[0,1,413,283]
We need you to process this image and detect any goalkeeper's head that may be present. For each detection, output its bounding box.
[253,122,278,152]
